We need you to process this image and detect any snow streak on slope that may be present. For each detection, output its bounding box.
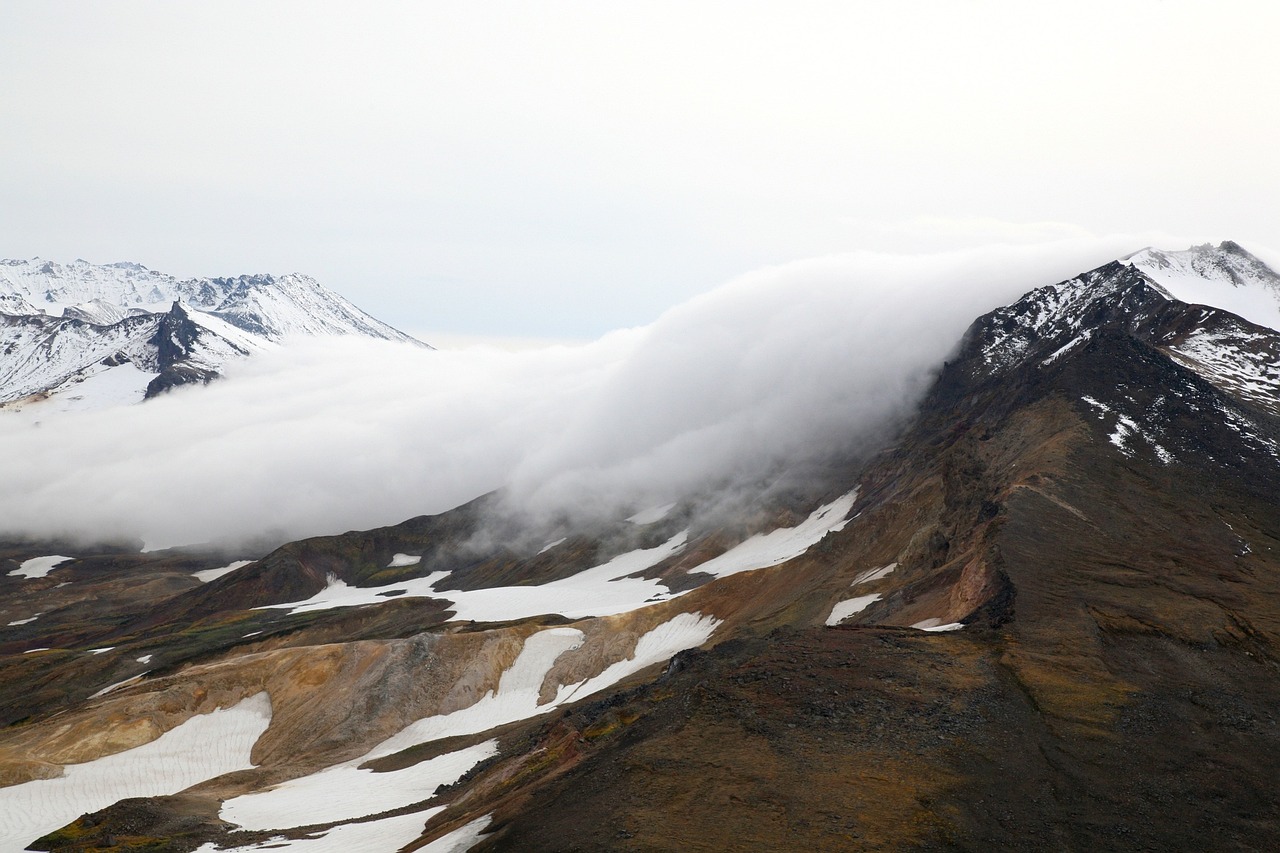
[220,740,497,831]
[193,811,443,853]
[0,693,272,852]
[267,530,688,620]
[692,491,857,578]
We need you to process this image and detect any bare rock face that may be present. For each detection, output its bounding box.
[3,244,1280,852]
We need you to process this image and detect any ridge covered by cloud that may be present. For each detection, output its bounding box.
[0,237,1158,550]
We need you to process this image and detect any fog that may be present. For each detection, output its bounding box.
[0,238,1159,550]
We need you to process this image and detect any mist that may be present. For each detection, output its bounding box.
[0,237,1159,550]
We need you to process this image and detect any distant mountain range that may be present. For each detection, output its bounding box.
[2,243,1280,851]
[0,258,424,412]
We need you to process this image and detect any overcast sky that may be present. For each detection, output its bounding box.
[2,0,1278,339]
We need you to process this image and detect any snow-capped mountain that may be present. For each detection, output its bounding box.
[2,243,1280,851]
[0,258,424,411]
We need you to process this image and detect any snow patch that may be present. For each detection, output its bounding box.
[826,594,881,626]
[852,563,896,585]
[420,814,493,852]
[387,553,422,568]
[911,618,965,632]
[220,740,497,832]
[195,811,441,853]
[193,560,254,583]
[10,555,74,579]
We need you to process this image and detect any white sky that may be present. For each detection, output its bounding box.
[2,0,1278,338]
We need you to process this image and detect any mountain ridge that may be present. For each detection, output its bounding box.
[1,242,1279,851]
[0,257,426,412]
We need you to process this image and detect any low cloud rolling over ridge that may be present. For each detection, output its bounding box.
[0,237,1164,549]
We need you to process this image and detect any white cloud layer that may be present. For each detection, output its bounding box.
[0,237,1156,549]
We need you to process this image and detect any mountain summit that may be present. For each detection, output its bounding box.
[1,243,1279,851]
[0,258,424,411]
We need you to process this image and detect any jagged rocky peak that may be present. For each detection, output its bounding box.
[0,256,425,411]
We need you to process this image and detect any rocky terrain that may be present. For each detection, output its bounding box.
[1,243,1278,851]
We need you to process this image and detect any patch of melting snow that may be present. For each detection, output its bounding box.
[911,618,965,632]
[265,493,855,624]
[193,560,254,583]
[627,502,677,525]
[387,553,422,568]
[0,693,272,853]
[136,654,153,664]
[23,647,50,654]
[689,491,859,579]
[194,810,442,853]
[10,554,74,579]
[7,613,40,626]
[267,530,691,622]
[826,594,881,626]
[852,563,897,585]
[88,646,114,654]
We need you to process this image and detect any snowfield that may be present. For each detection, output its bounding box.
[10,555,74,579]
[0,693,272,852]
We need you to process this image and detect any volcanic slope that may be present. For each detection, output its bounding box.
[1,243,1279,852]
[0,258,423,411]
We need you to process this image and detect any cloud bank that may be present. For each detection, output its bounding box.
[0,237,1155,550]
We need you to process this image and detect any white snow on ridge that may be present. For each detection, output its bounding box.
[387,553,422,568]
[692,491,858,579]
[10,555,74,579]
[1127,244,1280,333]
[0,692,272,852]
